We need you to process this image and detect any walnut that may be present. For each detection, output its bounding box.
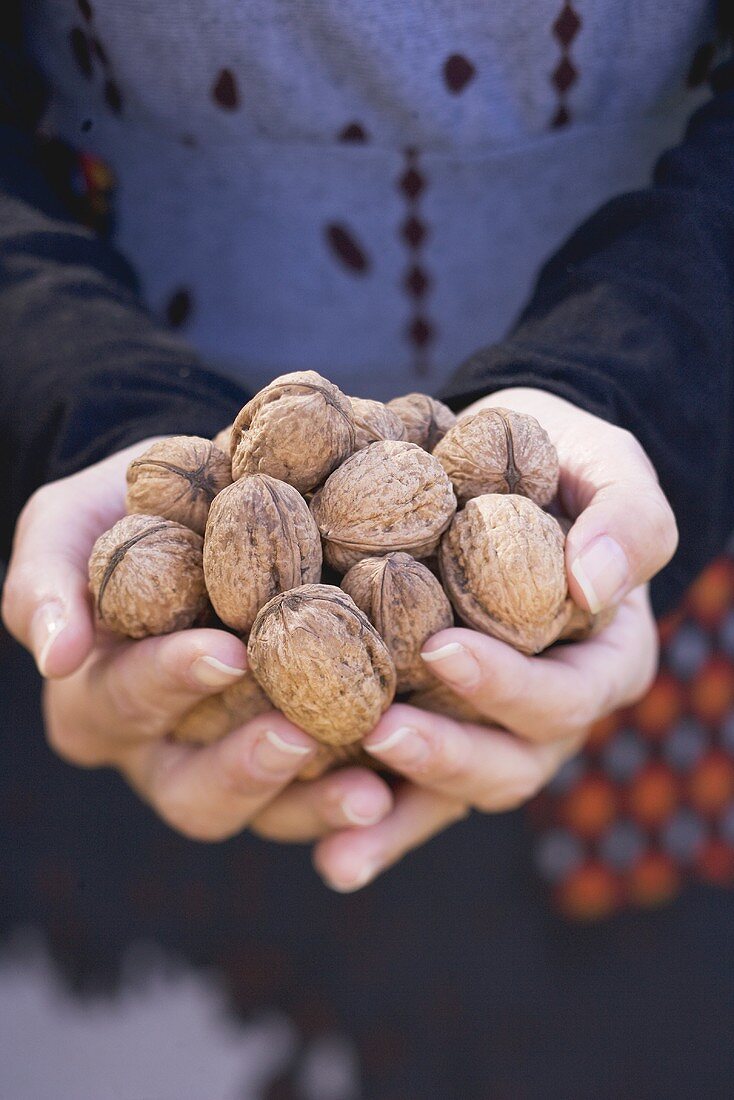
[558,601,617,643]
[212,424,234,454]
[88,514,208,638]
[126,436,232,536]
[231,371,355,493]
[349,397,406,451]
[297,741,375,780]
[203,475,322,635]
[439,494,571,655]
[433,407,559,507]
[341,553,453,691]
[387,393,456,451]
[408,681,490,726]
[172,673,272,744]
[247,584,396,745]
[310,440,457,573]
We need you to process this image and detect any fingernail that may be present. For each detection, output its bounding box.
[420,642,480,688]
[31,601,67,677]
[324,862,379,893]
[191,655,246,688]
[570,536,629,614]
[341,793,385,827]
[365,725,429,767]
[253,729,312,775]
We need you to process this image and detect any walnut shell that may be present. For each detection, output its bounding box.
[387,393,457,451]
[439,494,571,655]
[212,424,234,454]
[310,440,457,573]
[297,741,375,780]
[408,681,490,726]
[126,436,232,536]
[341,553,453,691]
[89,514,208,638]
[349,397,406,452]
[247,584,397,746]
[203,475,322,636]
[433,407,559,507]
[558,600,617,643]
[231,371,355,493]
[172,673,272,744]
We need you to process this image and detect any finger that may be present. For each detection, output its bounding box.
[313,784,468,893]
[419,588,657,741]
[362,704,580,809]
[559,427,677,613]
[1,441,158,678]
[45,628,250,762]
[250,767,394,842]
[121,712,320,842]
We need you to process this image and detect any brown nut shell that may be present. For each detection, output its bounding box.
[558,600,617,643]
[408,680,490,726]
[231,371,355,493]
[89,514,208,638]
[126,436,232,535]
[387,393,457,451]
[204,475,322,635]
[310,440,457,573]
[439,494,571,655]
[212,424,234,455]
[297,741,376,780]
[433,407,559,507]
[172,673,272,744]
[349,397,406,452]
[341,553,453,691]
[247,584,397,746]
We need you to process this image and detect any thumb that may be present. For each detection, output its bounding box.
[565,466,678,614]
[2,445,144,678]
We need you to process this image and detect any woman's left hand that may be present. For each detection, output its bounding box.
[309,385,675,892]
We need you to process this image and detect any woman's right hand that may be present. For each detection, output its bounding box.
[2,445,394,842]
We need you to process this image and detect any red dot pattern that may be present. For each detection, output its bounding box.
[397,148,435,376]
[536,553,734,921]
[550,3,581,129]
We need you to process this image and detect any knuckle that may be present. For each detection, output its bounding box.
[218,753,266,799]
[475,760,544,813]
[44,712,103,768]
[156,792,232,842]
[104,674,168,734]
[414,729,470,783]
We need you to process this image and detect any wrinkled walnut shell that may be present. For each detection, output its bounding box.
[212,424,234,455]
[310,440,457,573]
[126,436,232,535]
[558,600,617,643]
[439,494,571,655]
[433,407,559,507]
[297,741,376,780]
[248,584,396,746]
[204,475,322,635]
[387,393,456,451]
[89,514,208,638]
[172,673,272,744]
[408,681,490,726]
[341,553,453,691]
[349,397,406,452]
[231,371,355,493]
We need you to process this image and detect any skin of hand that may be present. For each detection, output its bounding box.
[306,387,678,893]
[1,441,395,841]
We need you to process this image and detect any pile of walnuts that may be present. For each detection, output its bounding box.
[89,371,606,766]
